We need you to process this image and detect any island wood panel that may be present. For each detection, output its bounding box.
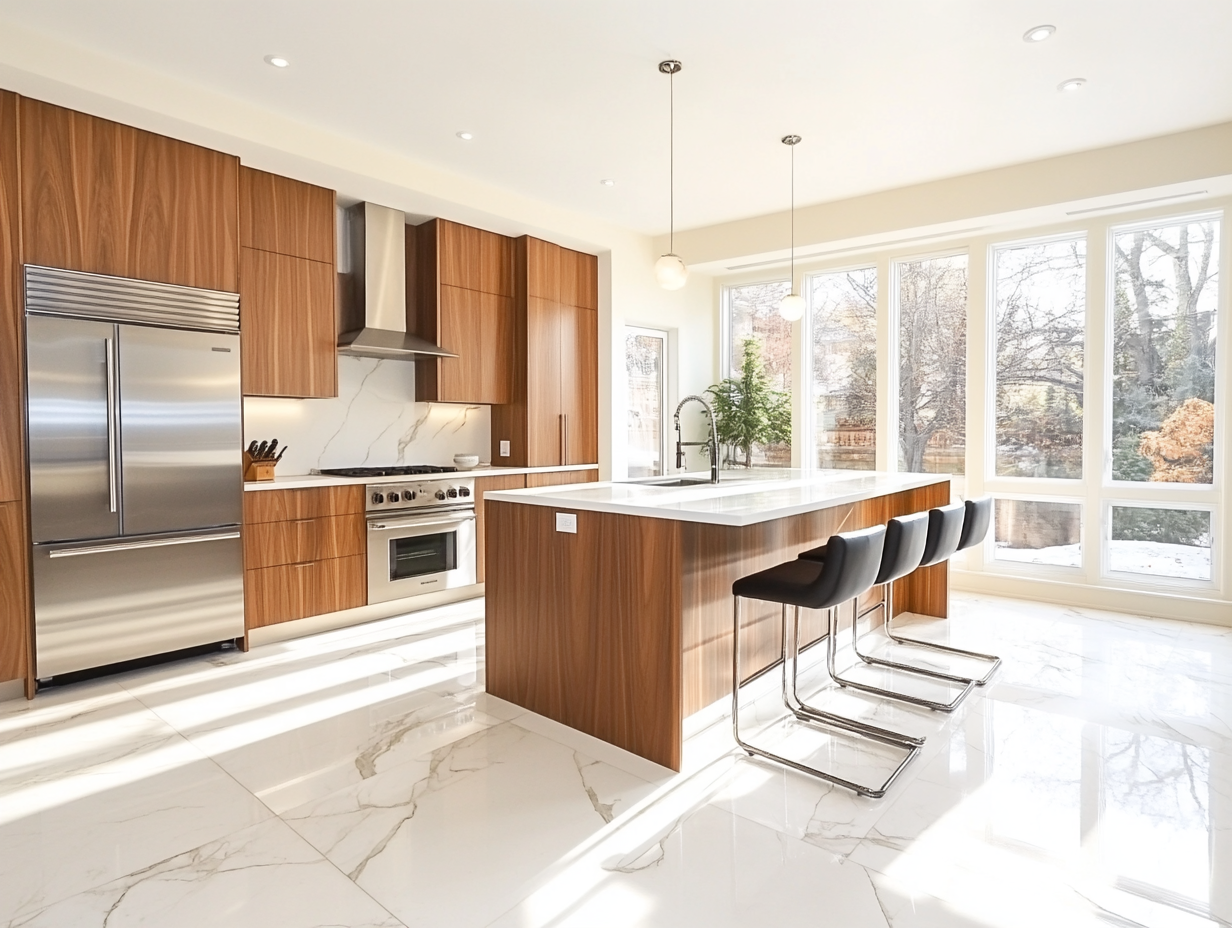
[239,167,334,263]
[0,91,22,504]
[20,97,239,292]
[524,469,598,488]
[245,553,365,629]
[240,247,337,398]
[486,499,682,769]
[243,485,365,524]
[243,514,365,571]
[680,481,951,716]
[560,304,598,464]
[0,501,29,685]
[475,473,526,583]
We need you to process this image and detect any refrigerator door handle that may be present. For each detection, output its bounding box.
[105,335,119,514]
[47,531,241,559]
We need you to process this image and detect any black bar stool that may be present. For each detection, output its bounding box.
[797,507,976,712]
[881,496,1001,684]
[732,525,921,798]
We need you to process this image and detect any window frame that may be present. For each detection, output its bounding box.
[1100,498,1219,590]
[623,324,670,479]
[986,493,1086,579]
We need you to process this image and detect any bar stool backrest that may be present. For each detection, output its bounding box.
[956,495,992,552]
[815,524,887,609]
[918,501,965,568]
[875,511,930,585]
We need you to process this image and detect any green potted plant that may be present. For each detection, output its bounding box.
[706,338,791,467]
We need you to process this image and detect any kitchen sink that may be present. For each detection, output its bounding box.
[646,478,716,488]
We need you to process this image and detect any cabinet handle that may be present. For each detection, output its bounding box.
[560,414,568,466]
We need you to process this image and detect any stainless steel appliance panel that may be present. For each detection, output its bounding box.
[367,507,477,604]
[32,529,244,678]
[118,325,242,535]
[26,315,121,543]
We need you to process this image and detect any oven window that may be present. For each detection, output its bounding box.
[389,530,457,580]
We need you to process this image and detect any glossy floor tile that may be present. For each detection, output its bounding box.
[1,592,1229,927]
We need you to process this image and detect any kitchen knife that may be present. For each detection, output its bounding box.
[265,439,279,461]
[255,440,269,460]
[247,440,259,456]
[274,446,288,464]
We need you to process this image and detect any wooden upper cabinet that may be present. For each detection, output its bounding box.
[20,96,239,292]
[240,248,336,398]
[560,248,598,310]
[0,91,22,504]
[238,166,338,398]
[525,237,560,302]
[412,218,514,405]
[562,303,599,465]
[240,167,334,263]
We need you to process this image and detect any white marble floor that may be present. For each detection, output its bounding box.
[1,593,1229,927]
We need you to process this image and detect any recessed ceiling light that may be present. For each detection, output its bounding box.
[1023,24,1055,43]
[264,55,289,68]
[1057,77,1087,93]
[456,131,473,140]
[599,179,615,187]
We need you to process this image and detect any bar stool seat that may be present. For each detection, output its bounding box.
[731,525,922,799]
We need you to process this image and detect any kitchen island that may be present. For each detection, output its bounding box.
[484,469,951,769]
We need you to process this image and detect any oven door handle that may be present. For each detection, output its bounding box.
[368,514,475,532]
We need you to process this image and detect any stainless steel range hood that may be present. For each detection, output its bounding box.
[337,202,457,361]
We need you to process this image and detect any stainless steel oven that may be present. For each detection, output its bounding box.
[365,479,477,604]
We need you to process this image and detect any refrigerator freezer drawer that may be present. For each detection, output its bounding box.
[32,529,244,678]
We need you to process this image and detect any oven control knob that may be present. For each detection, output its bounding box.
[371,492,384,504]
[406,491,417,501]
[435,489,446,501]
[447,488,458,498]
[387,492,400,503]
[458,487,471,498]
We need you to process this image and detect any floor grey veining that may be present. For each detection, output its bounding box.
[1,593,1230,927]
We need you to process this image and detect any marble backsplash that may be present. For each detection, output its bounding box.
[243,357,491,476]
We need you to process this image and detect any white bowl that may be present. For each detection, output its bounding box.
[453,454,480,469]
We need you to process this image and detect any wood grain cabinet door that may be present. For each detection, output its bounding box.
[474,473,526,582]
[0,91,21,504]
[560,305,598,464]
[20,97,240,292]
[239,167,334,263]
[240,248,337,398]
[526,297,563,466]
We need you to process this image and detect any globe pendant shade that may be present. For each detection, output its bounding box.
[655,253,689,290]
[779,292,805,321]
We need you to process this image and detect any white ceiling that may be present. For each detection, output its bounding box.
[2,0,1231,236]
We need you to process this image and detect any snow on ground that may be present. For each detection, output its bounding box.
[994,540,1210,580]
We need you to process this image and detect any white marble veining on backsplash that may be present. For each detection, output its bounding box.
[243,356,491,475]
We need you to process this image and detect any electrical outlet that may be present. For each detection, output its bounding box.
[499,440,510,457]
[555,512,577,534]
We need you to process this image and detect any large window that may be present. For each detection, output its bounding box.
[1112,218,1219,484]
[722,281,792,467]
[897,254,967,474]
[809,268,876,469]
[994,238,1086,478]
[625,326,666,478]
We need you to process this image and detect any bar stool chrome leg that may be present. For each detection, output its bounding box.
[782,604,924,747]
[827,599,977,712]
[883,596,1002,685]
[851,582,994,686]
[732,597,920,799]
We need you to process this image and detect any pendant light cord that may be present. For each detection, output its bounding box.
[669,67,675,255]
[790,140,794,287]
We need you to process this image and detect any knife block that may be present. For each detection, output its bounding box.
[243,452,277,482]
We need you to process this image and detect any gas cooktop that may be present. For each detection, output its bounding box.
[317,465,459,477]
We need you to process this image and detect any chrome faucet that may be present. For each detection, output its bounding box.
[673,395,720,484]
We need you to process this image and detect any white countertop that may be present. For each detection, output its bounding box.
[243,463,598,491]
[484,469,950,527]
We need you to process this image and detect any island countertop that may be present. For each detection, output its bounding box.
[484,468,950,527]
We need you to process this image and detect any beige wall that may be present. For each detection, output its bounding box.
[0,20,716,482]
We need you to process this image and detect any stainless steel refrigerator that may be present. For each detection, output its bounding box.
[25,266,245,679]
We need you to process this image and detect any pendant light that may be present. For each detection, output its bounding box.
[655,59,688,290]
[778,134,805,321]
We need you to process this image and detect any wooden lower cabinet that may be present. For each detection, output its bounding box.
[524,469,598,488]
[0,500,29,685]
[245,555,365,629]
[242,486,367,630]
[475,473,526,583]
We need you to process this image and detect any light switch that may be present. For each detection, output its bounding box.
[555,512,577,534]
[499,440,510,457]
